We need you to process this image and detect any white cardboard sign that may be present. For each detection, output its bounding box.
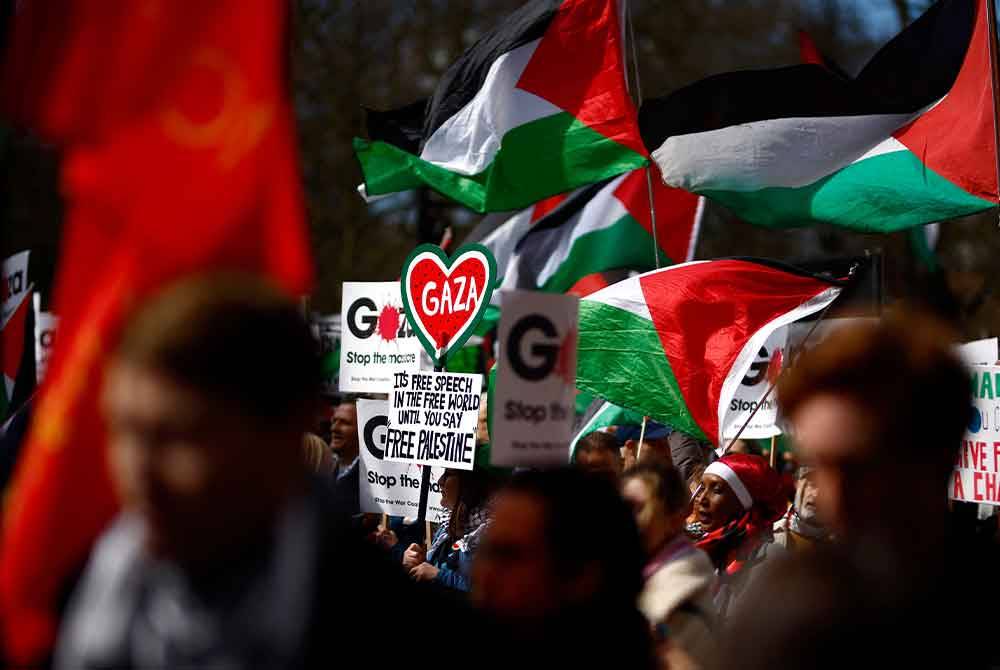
[2,250,30,329]
[956,338,999,368]
[33,293,57,384]
[384,370,482,470]
[492,290,578,467]
[339,282,423,393]
[357,399,445,520]
[950,365,1000,506]
[721,327,787,440]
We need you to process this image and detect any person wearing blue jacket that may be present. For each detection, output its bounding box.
[399,468,493,593]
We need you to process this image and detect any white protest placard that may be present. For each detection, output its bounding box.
[492,290,578,467]
[33,293,57,384]
[357,399,446,521]
[721,327,787,440]
[950,365,1000,506]
[384,370,482,470]
[339,282,423,393]
[956,338,999,367]
[2,251,30,329]
[2,251,32,401]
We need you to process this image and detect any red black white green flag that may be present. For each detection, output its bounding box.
[476,165,702,294]
[640,0,999,231]
[354,0,648,213]
[575,259,848,445]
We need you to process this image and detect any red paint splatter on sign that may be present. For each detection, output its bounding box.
[555,328,577,385]
[766,348,783,384]
[378,305,400,342]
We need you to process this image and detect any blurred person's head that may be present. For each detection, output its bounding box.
[330,399,359,462]
[574,431,622,480]
[778,312,969,546]
[794,466,820,524]
[439,468,495,539]
[302,432,333,474]
[621,421,672,465]
[622,462,690,556]
[473,469,643,623]
[439,470,461,511]
[103,274,319,568]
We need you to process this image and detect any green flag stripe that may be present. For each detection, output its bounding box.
[576,301,708,442]
[701,148,994,231]
[355,112,648,213]
[568,401,646,460]
[539,213,675,293]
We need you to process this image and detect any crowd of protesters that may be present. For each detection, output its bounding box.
[6,274,996,669]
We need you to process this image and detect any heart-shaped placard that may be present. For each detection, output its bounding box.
[400,243,497,364]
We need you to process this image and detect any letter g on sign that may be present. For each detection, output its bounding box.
[508,314,559,382]
[364,414,390,459]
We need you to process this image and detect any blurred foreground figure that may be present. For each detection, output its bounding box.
[54,276,428,669]
[472,469,654,669]
[623,463,715,670]
[721,313,996,668]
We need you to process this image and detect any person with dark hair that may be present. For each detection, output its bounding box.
[53,275,449,669]
[622,462,715,670]
[330,398,359,477]
[721,312,999,668]
[397,468,493,592]
[691,453,786,620]
[472,468,654,669]
[620,424,714,485]
[573,430,622,481]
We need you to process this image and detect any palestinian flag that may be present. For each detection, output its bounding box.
[569,399,644,459]
[1,292,31,417]
[354,0,648,213]
[640,0,999,231]
[576,259,847,445]
[470,191,571,298]
[476,165,702,294]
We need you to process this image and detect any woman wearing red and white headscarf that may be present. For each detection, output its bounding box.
[691,453,787,620]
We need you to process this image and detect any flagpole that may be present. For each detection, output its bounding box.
[689,302,830,502]
[625,2,662,269]
[636,415,648,463]
[986,0,1000,225]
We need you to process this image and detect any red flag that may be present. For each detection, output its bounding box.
[1,289,31,399]
[0,1,313,662]
[797,29,826,67]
